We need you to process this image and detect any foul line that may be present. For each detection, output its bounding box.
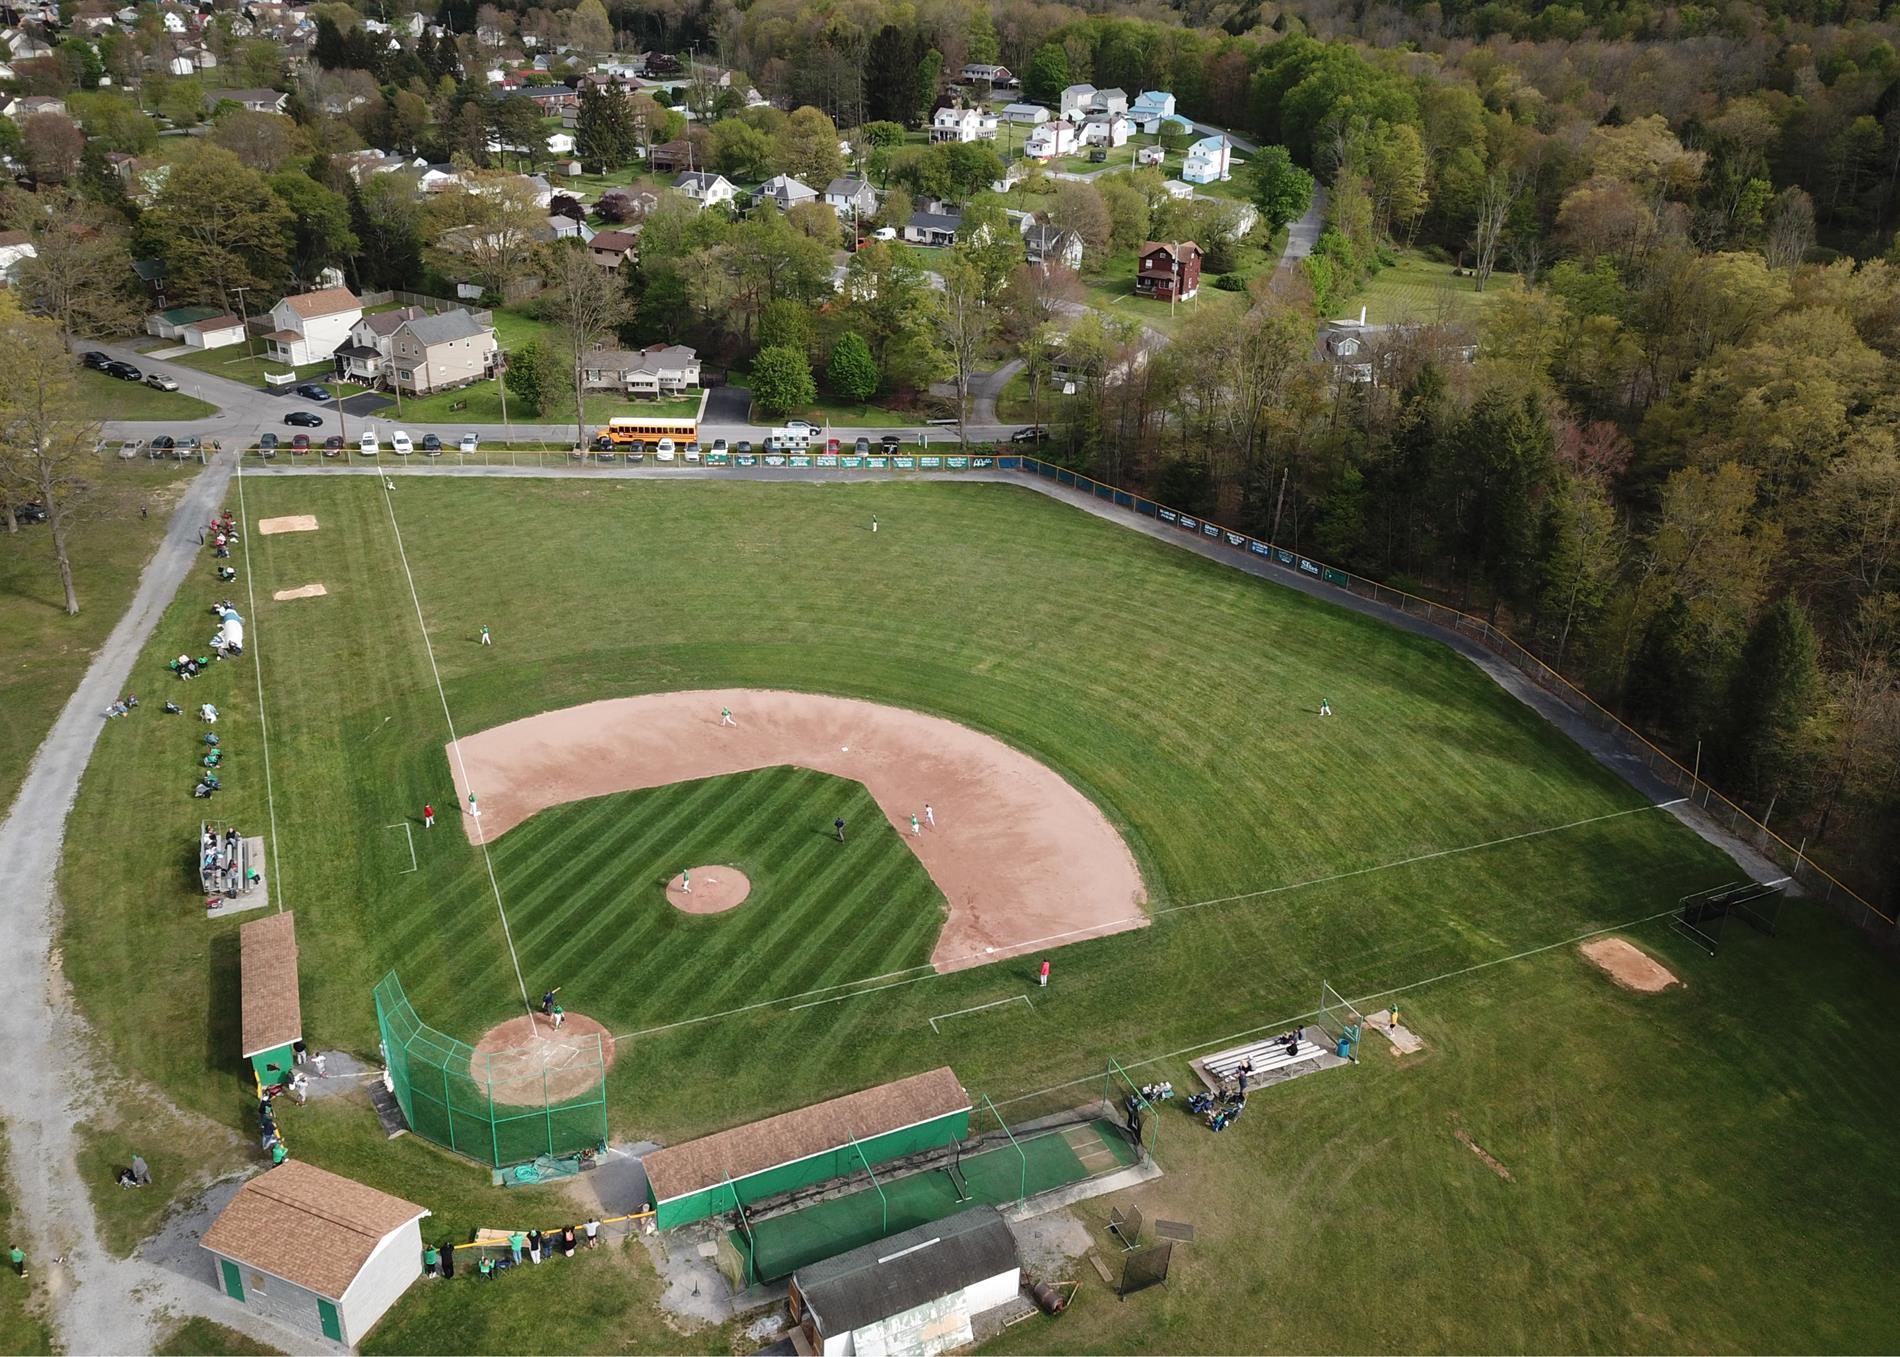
[232,458,285,911]
[382,822,418,874]
[928,994,1033,1034]
[377,479,534,1016]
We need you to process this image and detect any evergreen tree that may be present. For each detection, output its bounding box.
[826,331,879,401]
[863,27,914,126]
[751,344,817,416]
[1449,390,1555,611]
[1718,597,1822,803]
[1024,44,1072,103]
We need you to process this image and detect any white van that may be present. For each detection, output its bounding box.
[655,438,676,461]
[359,431,379,456]
[769,427,811,452]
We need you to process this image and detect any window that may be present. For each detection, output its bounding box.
[397,369,413,382]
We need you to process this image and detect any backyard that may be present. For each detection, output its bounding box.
[76,370,218,422]
[1348,251,1514,326]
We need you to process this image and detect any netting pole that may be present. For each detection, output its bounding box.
[850,1132,888,1234]
[983,1094,1026,1203]
[489,1063,500,1168]
[545,1069,554,1159]
[442,1063,456,1153]
[1109,1058,1156,1164]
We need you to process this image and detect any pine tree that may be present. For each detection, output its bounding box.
[1718,597,1821,803]
[826,331,879,401]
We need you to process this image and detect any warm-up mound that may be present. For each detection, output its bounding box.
[448,689,1147,970]
[1580,937,1680,992]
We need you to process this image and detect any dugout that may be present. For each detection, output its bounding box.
[239,911,302,1086]
[643,1067,971,1230]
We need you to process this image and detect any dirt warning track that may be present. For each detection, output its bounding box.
[447,690,1148,972]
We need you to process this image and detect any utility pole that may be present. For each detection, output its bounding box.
[1269,466,1289,544]
[231,285,254,364]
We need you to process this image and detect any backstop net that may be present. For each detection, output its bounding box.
[1315,981,1365,1060]
[372,971,608,1168]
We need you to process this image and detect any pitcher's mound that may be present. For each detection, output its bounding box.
[667,866,751,914]
[470,1012,615,1103]
[257,515,319,536]
[1580,937,1679,993]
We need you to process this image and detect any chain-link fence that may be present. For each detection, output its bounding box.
[373,971,608,1168]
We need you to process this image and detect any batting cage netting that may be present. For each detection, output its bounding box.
[373,971,608,1168]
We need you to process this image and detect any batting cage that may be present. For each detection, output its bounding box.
[372,971,608,1168]
[1316,981,1367,1061]
[1672,879,1786,954]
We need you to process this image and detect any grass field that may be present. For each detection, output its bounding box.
[154,1318,282,1356]
[50,474,1900,1351]
[166,348,332,389]
[1352,252,1515,326]
[76,370,219,422]
[0,1128,54,1355]
[386,378,700,427]
[1080,253,1249,338]
[0,460,191,817]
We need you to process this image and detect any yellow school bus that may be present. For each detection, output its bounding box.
[594,416,698,448]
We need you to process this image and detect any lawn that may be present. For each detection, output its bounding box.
[386,378,700,428]
[154,1318,282,1355]
[167,347,332,390]
[51,476,1900,1351]
[77,370,219,422]
[1352,251,1514,326]
[0,1127,54,1355]
[1079,252,1249,338]
[487,306,555,354]
[0,459,192,818]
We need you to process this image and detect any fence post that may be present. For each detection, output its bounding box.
[442,1064,456,1152]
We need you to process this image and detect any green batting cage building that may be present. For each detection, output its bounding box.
[240,911,303,1087]
[643,1067,972,1230]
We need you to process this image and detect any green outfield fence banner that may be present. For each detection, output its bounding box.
[1011,456,1897,944]
[373,971,608,1168]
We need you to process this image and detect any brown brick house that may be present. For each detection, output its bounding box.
[1135,240,1201,302]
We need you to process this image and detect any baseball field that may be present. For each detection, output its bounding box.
[57,473,1900,1353]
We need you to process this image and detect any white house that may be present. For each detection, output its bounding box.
[674,171,735,211]
[1082,113,1133,148]
[1058,84,1097,120]
[1092,87,1129,116]
[581,343,700,396]
[753,173,817,212]
[1129,89,1176,131]
[262,286,362,365]
[181,313,247,350]
[930,105,985,144]
[902,208,962,247]
[960,63,1013,86]
[789,1208,1021,1357]
[1183,133,1233,183]
[1024,223,1084,271]
[1002,102,1050,126]
[333,305,424,384]
[1162,178,1195,200]
[1024,120,1080,161]
[823,176,877,219]
[201,1162,430,1348]
[0,229,35,284]
[1135,144,1167,166]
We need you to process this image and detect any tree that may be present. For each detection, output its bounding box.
[351,173,424,290]
[12,211,140,341]
[209,109,300,170]
[0,299,99,614]
[138,143,293,306]
[775,106,844,187]
[1537,475,1623,670]
[862,27,916,126]
[543,244,635,449]
[568,0,611,54]
[1718,597,1822,804]
[1024,43,1071,103]
[1471,171,1520,292]
[21,113,83,185]
[937,250,989,449]
[827,330,878,400]
[711,117,774,180]
[1051,182,1112,263]
[503,337,560,415]
[424,172,545,301]
[751,343,816,415]
[1250,145,1315,234]
[1764,187,1815,270]
[491,94,548,170]
[757,299,812,355]
[269,171,358,284]
[1448,390,1555,611]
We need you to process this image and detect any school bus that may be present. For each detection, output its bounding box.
[593,416,699,449]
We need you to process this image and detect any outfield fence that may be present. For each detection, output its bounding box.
[1009,456,1898,945]
[373,971,608,1168]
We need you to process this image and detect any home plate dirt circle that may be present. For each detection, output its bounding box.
[667,866,752,914]
[470,1012,616,1104]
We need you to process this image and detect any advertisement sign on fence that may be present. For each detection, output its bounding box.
[764,454,786,467]
[1275,548,1295,565]
[1226,531,1247,547]
[920,456,942,469]
[1299,558,1320,575]
[1322,566,1349,586]
[1248,540,1272,558]
[841,456,861,468]
[1202,523,1220,539]
[894,456,916,468]
[816,455,838,468]
[790,455,811,468]
[705,452,729,466]
[947,457,968,468]
[1179,515,1199,531]
[1158,507,1178,523]
[737,454,757,467]
[866,456,888,469]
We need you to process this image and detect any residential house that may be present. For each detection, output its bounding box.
[388,310,498,394]
[545,214,594,242]
[753,173,817,212]
[1162,178,1194,200]
[1091,87,1129,116]
[1135,240,1201,302]
[261,286,362,365]
[902,208,962,247]
[1082,113,1133,148]
[1002,102,1050,126]
[214,88,289,114]
[1024,224,1083,272]
[3,94,67,119]
[1182,133,1233,183]
[1135,144,1167,167]
[1319,307,1477,385]
[1058,84,1097,120]
[0,229,34,284]
[960,63,1013,86]
[201,1161,430,1348]
[587,228,641,272]
[823,177,878,220]
[1129,89,1176,131]
[415,162,465,193]
[181,314,249,350]
[145,304,226,341]
[1024,120,1080,161]
[674,171,735,211]
[580,343,700,396]
[788,1207,1020,1357]
[648,139,697,173]
[930,105,986,144]
[546,131,575,156]
[331,306,425,384]
[521,83,579,111]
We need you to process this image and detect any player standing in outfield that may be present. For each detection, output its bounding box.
[835,817,846,842]
[871,514,878,534]
[1320,697,1332,716]
[721,706,735,726]
[423,803,434,828]
[480,625,491,645]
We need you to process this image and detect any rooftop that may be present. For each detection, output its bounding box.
[795,1206,1019,1336]
[277,286,361,320]
[239,910,300,1059]
[201,1161,428,1300]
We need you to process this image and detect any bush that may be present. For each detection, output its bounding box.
[1213,273,1246,291]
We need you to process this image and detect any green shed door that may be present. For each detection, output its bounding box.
[317,1298,342,1342]
[219,1258,245,1302]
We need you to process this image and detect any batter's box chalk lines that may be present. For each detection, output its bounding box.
[928,994,1034,1034]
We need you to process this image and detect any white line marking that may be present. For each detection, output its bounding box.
[611,963,939,1041]
[233,457,285,911]
[381,822,417,873]
[928,994,1033,1033]
[377,480,533,1015]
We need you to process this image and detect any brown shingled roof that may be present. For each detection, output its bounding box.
[644,1067,969,1203]
[201,1161,428,1299]
[277,286,360,319]
[239,910,301,1059]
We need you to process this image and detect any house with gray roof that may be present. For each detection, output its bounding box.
[387,309,498,394]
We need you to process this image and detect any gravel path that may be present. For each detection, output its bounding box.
[0,454,313,1354]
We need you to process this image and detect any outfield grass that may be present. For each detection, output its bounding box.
[0,1125,54,1355]
[51,476,1900,1350]
[1352,252,1515,326]
[76,370,219,422]
[0,460,192,817]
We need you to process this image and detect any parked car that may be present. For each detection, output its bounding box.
[81,351,111,370]
[144,373,179,391]
[295,383,332,402]
[117,439,144,459]
[358,432,379,455]
[15,500,48,523]
[734,439,752,453]
[257,433,278,457]
[178,436,201,460]
[785,419,817,435]
[879,433,902,451]
[826,437,841,453]
[655,438,676,461]
[149,435,175,456]
[390,430,413,455]
[284,410,322,427]
[322,436,345,456]
[684,443,702,464]
[710,437,728,453]
[420,433,442,453]
[872,226,897,240]
[106,361,143,381]
[289,434,311,452]
[1010,425,1051,444]
[458,433,479,454]
[854,437,871,453]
